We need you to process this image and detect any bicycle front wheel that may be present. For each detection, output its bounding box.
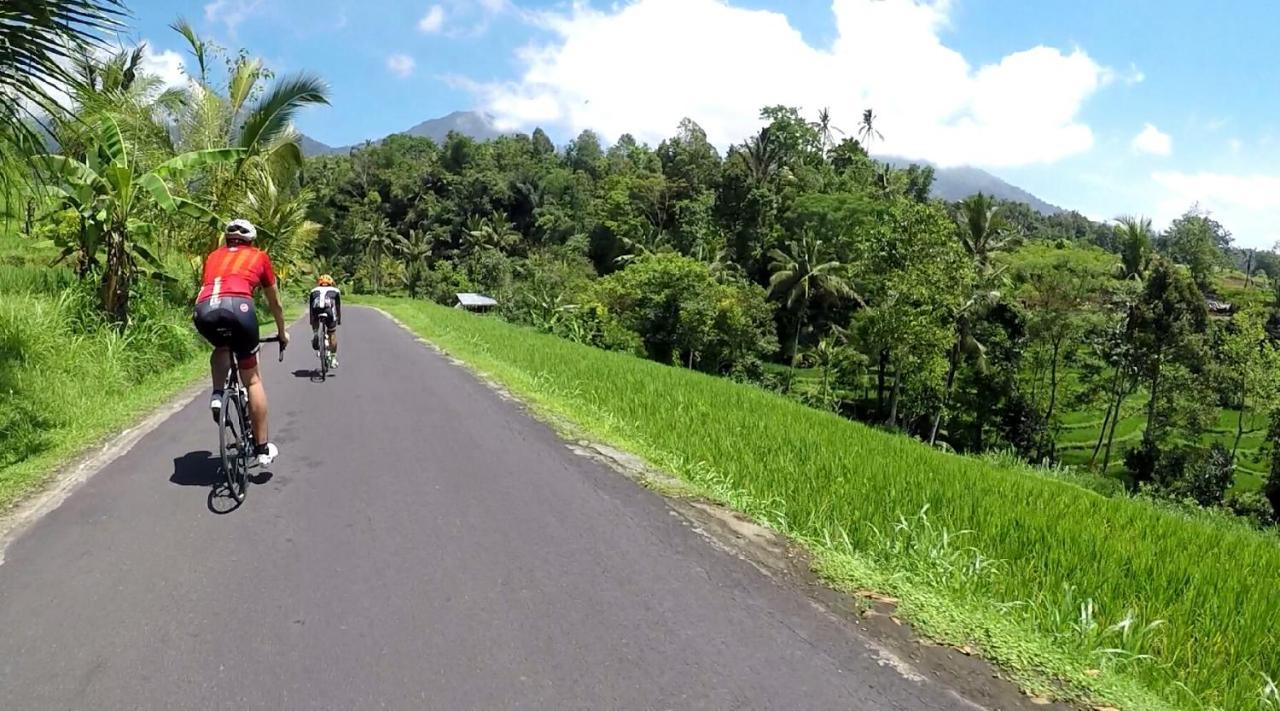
[219,392,250,501]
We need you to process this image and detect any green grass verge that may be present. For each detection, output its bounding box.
[364,295,1280,711]
[0,356,205,510]
[0,292,207,510]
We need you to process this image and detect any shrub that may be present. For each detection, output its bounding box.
[1226,490,1276,529]
[591,253,776,373]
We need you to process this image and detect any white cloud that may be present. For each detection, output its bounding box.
[418,5,446,33]
[410,0,512,37]
[1152,171,1280,248]
[1131,123,1172,156]
[1229,138,1243,154]
[204,0,264,35]
[468,0,1111,168]
[139,44,188,91]
[386,53,416,78]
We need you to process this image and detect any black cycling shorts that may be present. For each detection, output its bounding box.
[309,307,337,329]
[193,296,261,368]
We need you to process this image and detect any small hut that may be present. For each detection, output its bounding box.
[455,292,498,313]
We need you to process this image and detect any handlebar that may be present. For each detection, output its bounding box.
[261,334,287,362]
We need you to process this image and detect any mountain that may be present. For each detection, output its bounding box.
[404,111,503,143]
[299,134,338,157]
[299,110,503,157]
[880,156,1063,215]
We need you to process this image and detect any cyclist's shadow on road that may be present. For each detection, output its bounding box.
[171,451,273,514]
[292,368,331,382]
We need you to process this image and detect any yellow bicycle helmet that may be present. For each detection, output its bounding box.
[317,274,335,287]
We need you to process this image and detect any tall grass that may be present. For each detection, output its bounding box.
[0,273,204,507]
[369,296,1280,711]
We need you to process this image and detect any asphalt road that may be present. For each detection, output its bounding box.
[0,306,992,710]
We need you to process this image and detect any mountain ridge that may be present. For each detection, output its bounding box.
[877,155,1063,215]
[300,110,504,156]
[301,111,1063,215]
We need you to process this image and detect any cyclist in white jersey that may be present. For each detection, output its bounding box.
[308,274,342,367]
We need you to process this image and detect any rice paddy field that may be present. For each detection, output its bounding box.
[1056,395,1271,488]
[367,295,1280,711]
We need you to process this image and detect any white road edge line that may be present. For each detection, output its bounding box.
[0,316,307,566]
[0,383,204,566]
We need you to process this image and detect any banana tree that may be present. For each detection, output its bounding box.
[38,114,242,323]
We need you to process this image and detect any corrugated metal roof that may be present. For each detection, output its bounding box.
[456,292,498,307]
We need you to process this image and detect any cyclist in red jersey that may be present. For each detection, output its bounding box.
[193,219,290,466]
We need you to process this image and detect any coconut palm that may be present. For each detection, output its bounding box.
[400,228,436,298]
[241,170,320,279]
[928,287,1001,445]
[168,20,329,217]
[1115,215,1154,281]
[956,192,1019,272]
[857,109,884,150]
[801,328,861,410]
[0,1,125,150]
[464,212,519,255]
[810,107,843,156]
[742,127,782,186]
[356,216,406,294]
[768,231,859,389]
[54,44,188,177]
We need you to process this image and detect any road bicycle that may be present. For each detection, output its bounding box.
[219,335,285,502]
[315,317,334,380]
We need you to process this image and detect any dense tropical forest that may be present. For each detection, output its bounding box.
[301,111,1280,528]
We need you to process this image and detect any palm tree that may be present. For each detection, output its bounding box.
[801,328,860,410]
[357,216,402,294]
[53,43,185,164]
[928,287,1001,445]
[0,1,125,169]
[241,170,320,278]
[168,20,329,235]
[810,107,843,156]
[402,228,435,266]
[857,109,884,150]
[400,228,436,298]
[956,192,1019,272]
[463,212,518,255]
[614,227,674,266]
[743,127,782,186]
[169,17,211,86]
[312,254,341,282]
[692,242,741,281]
[768,231,859,390]
[1115,215,1154,281]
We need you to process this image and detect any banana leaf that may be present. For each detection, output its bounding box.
[150,148,243,181]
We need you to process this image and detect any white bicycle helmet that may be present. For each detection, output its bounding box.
[224,218,258,242]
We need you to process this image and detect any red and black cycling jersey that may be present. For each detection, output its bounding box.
[196,244,276,303]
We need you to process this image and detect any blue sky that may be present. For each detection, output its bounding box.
[123,0,1280,247]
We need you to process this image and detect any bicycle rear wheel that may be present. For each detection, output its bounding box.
[318,323,328,380]
[219,390,250,501]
